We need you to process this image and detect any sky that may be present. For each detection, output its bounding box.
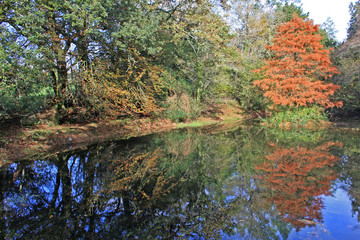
[300,0,356,42]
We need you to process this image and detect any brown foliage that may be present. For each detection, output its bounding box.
[254,14,342,109]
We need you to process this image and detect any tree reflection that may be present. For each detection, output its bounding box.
[337,130,360,223]
[342,157,360,223]
[0,132,229,239]
[0,127,285,239]
[256,142,342,231]
[2,127,348,239]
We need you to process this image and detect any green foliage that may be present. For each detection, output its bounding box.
[267,126,326,144]
[329,1,360,118]
[265,106,329,128]
[157,0,234,102]
[229,59,268,112]
[0,79,53,119]
[0,0,109,122]
[0,70,52,119]
[160,94,202,122]
[0,21,53,119]
[320,18,339,48]
[331,84,360,117]
[176,120,216,129]
[275,2,309,22]
[0,0,355,123]
[347,1,360,40]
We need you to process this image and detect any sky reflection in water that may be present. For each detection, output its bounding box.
[1,125,359,239]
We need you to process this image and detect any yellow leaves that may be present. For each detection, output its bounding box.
[80,48,168,118]
[105,148,178,203]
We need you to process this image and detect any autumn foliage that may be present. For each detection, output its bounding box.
[107,149,177,202]
[256,142,342,230]
[81,49,167,118]
[254,14,342,109]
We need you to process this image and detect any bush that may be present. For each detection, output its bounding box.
[161,93,202,122]
[0,82,53,120]
[265,105,329,129]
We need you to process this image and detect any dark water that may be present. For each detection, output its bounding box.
[1,124,359,239]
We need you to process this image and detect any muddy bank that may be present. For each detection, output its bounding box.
[0,105,244,164]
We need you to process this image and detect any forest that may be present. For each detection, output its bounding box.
[1,1,360,237]
[0,0,359,126]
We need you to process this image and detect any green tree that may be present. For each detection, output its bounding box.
[330,1,360,117]
[275,1,309,22]
[347,0,360,39]
[218,0,280,111]
[0,22,52,119]
[159,0,233,102]
[0,0,184,122]
[75,0,173,119]
[0,0,107,122]
[320,17,338,48]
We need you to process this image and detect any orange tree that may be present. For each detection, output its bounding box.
[254,14,342,112]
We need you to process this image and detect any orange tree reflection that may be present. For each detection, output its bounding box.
[256,142,342,231]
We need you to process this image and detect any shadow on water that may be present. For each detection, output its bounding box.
[0,124,359,239]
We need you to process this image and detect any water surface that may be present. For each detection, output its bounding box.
[1,124,359,239]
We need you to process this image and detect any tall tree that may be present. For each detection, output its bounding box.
[160,0,232,101]
[218,0,281,111]
[330,1,360,117]
[0,0,182,121]
[254,14,342,110]
[347,0,360,40]
[319,17,338,48]
[77,0,172,118]
[0,0,107,122]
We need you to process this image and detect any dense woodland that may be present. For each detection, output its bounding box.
[0,0,359,125]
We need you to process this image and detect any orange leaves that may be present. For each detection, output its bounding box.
[254,14,342,109]
[256,141,342,230]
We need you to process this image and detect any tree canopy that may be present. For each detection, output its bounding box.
[254,14,342,109]
[0,0,351,124]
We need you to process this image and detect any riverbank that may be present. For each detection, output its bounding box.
[0,103,244,164]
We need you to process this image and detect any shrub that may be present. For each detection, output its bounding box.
[0,82,53,121]
[265,106,329,129]
[161,93,202,122]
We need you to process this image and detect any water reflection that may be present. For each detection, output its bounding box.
[256,142,342,231]
[1,126,359,239]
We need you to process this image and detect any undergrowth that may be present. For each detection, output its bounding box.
[161,93,203,123]
[265,106,329,129]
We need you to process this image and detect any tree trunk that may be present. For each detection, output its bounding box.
[54,58,68,124]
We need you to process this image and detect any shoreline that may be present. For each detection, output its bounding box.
[0,105,244,164]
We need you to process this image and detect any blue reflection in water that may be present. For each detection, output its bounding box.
[288,185,360,239]
[1,126,360,239]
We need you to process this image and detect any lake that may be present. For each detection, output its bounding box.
[1,123,359,239]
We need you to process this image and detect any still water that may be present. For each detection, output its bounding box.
[1,124,359,239]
